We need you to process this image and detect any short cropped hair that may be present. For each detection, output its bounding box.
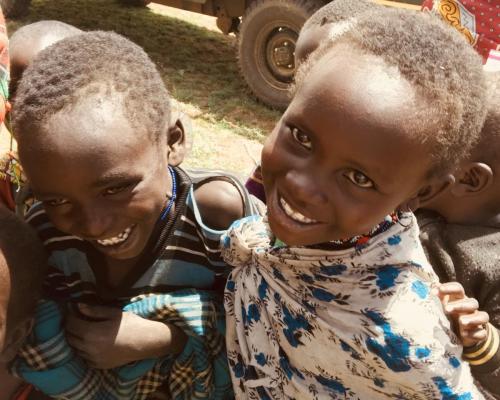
[301,0,377,32]
[9,20,82,100]
[9,20,82,52]
[295,8,486,171]
[473,71,500,165]
[12,31,171,142]
[0,208,46,334]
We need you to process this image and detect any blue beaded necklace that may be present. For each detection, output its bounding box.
[159,166,177,221]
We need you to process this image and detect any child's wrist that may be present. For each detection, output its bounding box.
[463,323,499,367]
[139,319,187,358]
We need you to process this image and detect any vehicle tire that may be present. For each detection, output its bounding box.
[119,0,152,7]
[238,0,323,110]
[0,0,31,18]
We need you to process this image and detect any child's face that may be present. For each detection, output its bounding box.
[18,94,173,261]
[261,46,436,246]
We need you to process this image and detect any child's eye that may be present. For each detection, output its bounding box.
[44,198,69,207]
[104,184,132,196]
[291,127,312,149]
[344,170,374,188]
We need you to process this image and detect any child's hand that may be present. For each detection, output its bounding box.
[433,282,490,347]
[65,304,187,369]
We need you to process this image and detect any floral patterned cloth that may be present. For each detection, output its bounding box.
[222,214,484,399]
[0,150,24,211]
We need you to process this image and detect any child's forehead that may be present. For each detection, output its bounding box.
[19,97,156,174]
[301,47,417,116]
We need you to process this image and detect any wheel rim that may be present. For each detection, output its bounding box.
[265,27,297,83]
[254,21,300,90]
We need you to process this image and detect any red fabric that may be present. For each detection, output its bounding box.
[12,384,34,400]
[422,0,500,63]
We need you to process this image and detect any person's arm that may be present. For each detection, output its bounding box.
[194,179,245,230]
[65,304,187,370]
[0,362,23,400]
[436,282,490,347]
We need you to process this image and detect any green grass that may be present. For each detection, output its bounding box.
[7,0,280,142]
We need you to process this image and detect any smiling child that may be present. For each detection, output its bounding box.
[10,31,255,399]
[222,8,488,399]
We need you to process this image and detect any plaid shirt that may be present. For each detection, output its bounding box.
[11,290,232,400]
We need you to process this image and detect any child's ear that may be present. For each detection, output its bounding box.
[449,162,493,197]
[167,116,187,167]
[399,174,455,212]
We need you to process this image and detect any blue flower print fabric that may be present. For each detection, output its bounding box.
[222,213,484,399]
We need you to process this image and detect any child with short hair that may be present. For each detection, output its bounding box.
[8,20,82,101]
[0,207,47,399]
[245,0,377,202]
[294,0,377,64]
[1,20,82,214]
[419,71,500,398]
[223,8,487,399]
[246,0,500,393]
[10,31,255,399]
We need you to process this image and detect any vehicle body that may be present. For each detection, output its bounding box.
[132,0,421,109]
[4,0,422,109]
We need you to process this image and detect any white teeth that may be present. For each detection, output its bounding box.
[279,198,318,224]
[97,226,133,246]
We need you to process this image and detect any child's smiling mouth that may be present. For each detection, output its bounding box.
[95,224,136,247]
[279,196,318,225]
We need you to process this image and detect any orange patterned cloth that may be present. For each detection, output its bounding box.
[422,0,500,63]
[0,151,24,211]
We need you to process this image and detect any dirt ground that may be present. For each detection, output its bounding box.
[147,3,265,179]
[171,97,264,179]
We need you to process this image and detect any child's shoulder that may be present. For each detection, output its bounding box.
[417,209,500,279]
[187,168,263,231]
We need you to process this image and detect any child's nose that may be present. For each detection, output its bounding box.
[284,170,328,206]
[72,206,113,240]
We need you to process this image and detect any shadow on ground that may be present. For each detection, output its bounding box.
[7,0,280,140]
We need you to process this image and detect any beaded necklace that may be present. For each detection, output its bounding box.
[159,165,177,221]
[305,212,401,251]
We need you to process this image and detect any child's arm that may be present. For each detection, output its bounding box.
[194,179,245,230]
[65,304,187,369]
[436,282,490,346]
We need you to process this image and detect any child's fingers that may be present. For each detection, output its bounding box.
[468,328,489,342]
[461,326,489,344]
[458,311,489,329]
[438,282,466,301]
[444,297,479,314]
